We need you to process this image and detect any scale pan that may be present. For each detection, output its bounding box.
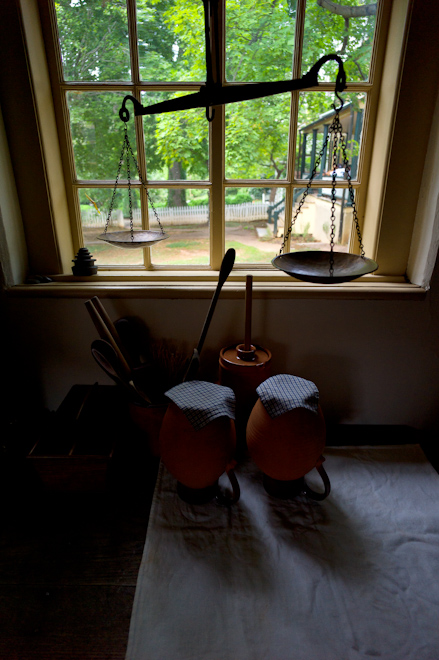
[97,230,168,249]
[272,251,378,284]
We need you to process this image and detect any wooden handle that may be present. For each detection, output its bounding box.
[244,274,253,351]
[196,248,235,355]
[85,300,131,378]
[91,296,133,366]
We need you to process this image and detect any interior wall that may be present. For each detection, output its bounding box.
[4,253,439,431]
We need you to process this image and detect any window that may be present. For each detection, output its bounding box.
[35,0,392,272]
[4,0,437,289]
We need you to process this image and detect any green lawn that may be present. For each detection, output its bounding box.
[87,237,275,266]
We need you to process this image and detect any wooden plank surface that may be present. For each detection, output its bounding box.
[0,383,160,660]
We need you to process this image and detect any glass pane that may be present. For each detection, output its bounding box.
[225,95,290,179]
[295,92,365,181]
[149,189,210,265]
[225,187,285,264]
[137,0,205,82]
[225,0,296,82]
[142,92,209,181]
[67,92,137,180]
[302,0,378,82]
[80,188,144,266]
[55,0,130,82]
[289,187,354,252]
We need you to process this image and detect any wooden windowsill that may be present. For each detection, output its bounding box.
[5,273,427,300]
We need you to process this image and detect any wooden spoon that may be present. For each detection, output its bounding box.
[183,248,235,381]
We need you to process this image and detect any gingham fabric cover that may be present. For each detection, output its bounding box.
[165,380,236,431]
[256,374,319,419]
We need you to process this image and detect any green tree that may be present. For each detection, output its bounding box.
[56,0,377,200]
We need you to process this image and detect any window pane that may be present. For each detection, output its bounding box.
[225,0,296,82]
[225,95,290,179]
[302,0,378,82]
[225,187,285,264]
[137,0,206,82]
[142,92,209,181]
[295,92,365,181]
[67,92,137,180]
[289,187,354,252]
[149,189,210,266]
[80,188,144,266]
[55,0,130,82]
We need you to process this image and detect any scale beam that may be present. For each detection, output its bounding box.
[119,0,346,124]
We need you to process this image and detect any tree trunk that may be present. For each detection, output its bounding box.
[167,162,187,207]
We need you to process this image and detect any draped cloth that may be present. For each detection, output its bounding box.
[126,446,439,660]
[165,381,235,431]
[256,374,320,418]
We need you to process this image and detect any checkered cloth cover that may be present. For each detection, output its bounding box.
[165,380,236,431]
[256,374,319,419]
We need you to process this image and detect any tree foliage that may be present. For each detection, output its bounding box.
[56,0,377,204]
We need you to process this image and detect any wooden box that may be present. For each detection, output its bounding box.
[27,384,122,492]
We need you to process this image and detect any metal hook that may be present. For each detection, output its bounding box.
[333,91,344,113]
[206,106,215,122]
[119,95,144,123]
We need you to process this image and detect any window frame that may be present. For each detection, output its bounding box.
[3,0,438,293]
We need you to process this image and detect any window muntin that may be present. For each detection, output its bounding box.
[51,0,382,271]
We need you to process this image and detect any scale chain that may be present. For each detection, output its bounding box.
[103,124,166,238]
[103,129,128,235]
[127,140,134,242]
[279,103,365,263]
[124,134,166,236]
[279,122,332,255]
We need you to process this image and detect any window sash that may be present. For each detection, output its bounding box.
[25,0,418,279]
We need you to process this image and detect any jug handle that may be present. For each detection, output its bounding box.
[216,467,240,506]
[303,461,331,501]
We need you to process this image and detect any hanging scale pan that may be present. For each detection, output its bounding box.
[272,251,378,284]
[272,97,377,284]
[97,124,168,249]
[97,229,167,249]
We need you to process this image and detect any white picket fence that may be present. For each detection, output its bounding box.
[81,202,270,227]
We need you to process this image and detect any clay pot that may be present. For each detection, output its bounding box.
[219,344,271,449]
[159,401,239,504]
[129,402,167,457]
[246,398,330,499]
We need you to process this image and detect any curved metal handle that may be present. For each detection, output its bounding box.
[303,463,331,501]
[119,95,143,123]
[303,54,346,95]
[216,468,240,506]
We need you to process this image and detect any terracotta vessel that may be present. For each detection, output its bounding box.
[219,343,272,421]
[159,401,239,504]
[129,402,167,457]
[218,276,271,450]
[246,399,330,500]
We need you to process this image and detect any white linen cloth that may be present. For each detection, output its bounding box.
[126,445,439,660]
